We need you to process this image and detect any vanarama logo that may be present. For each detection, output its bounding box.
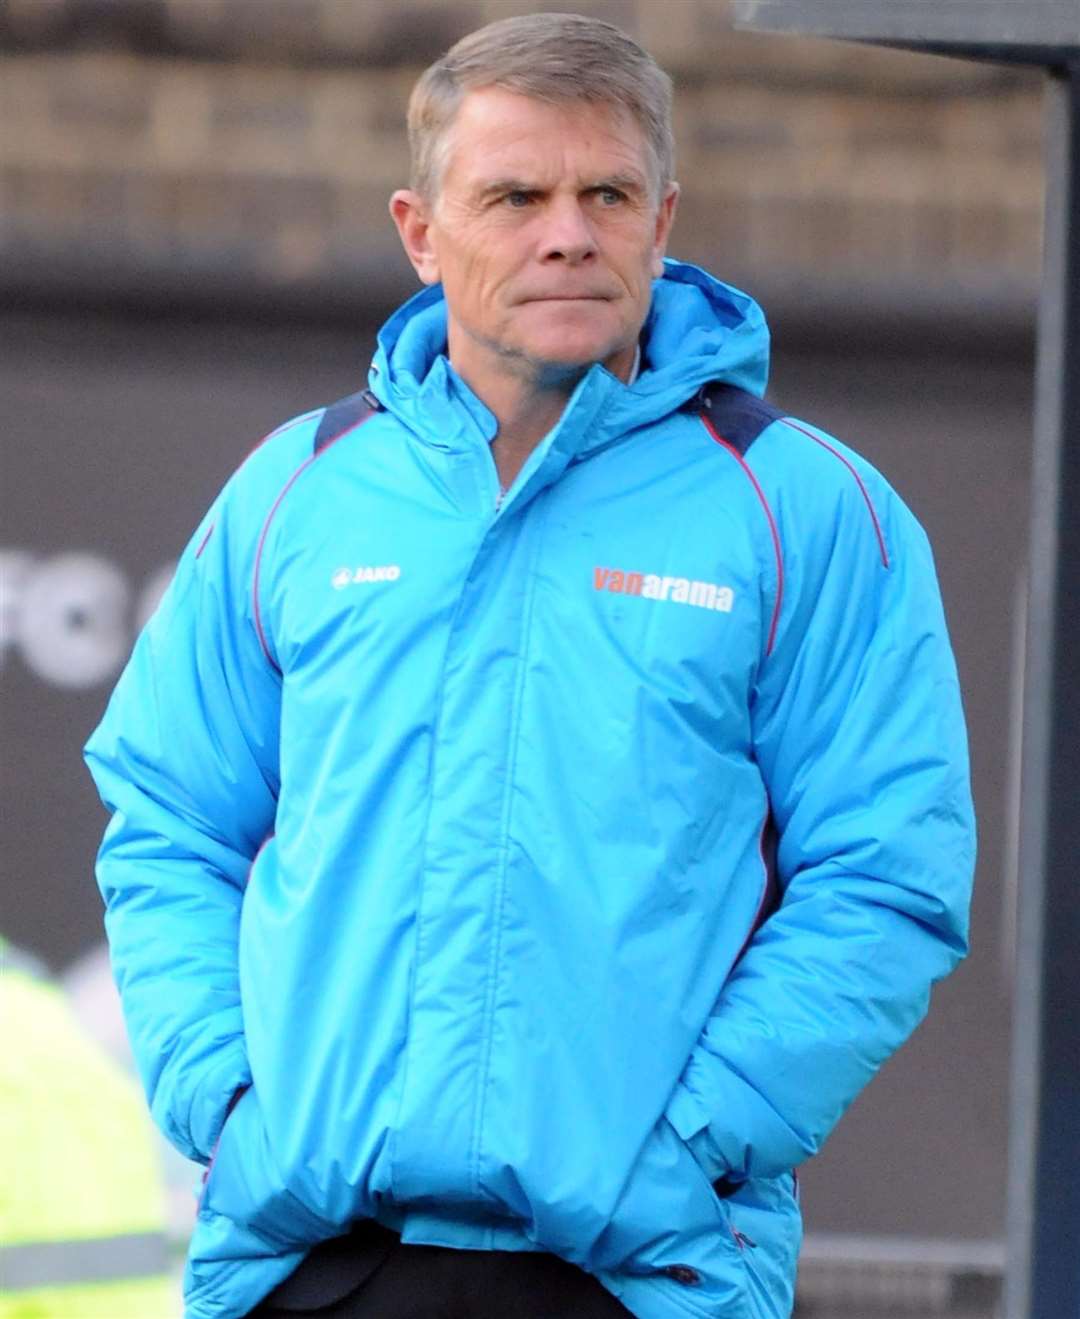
[593,566,735,613]
[332,565,401,589]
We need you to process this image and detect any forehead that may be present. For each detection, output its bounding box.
[441,86,652,191]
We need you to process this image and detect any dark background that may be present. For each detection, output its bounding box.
[0,0,1035,1285]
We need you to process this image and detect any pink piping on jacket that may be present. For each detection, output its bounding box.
[251,414,377,671]
[700,415,785,657]
[780,418,890,569]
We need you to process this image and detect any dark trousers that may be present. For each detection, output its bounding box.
[246,1221,633,1318]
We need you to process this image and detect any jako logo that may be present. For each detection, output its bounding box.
[332,565,401,589]
[593,566,735,613]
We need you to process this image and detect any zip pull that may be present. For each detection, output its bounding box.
[731,1228,757,1251]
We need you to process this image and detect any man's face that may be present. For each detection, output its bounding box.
[391,87,678,386]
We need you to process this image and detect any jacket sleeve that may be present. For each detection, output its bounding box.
[84,472,282,1166]
[663,424,976,1182]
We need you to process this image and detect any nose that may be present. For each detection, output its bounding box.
[537,197,597,264]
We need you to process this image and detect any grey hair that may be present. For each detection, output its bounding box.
[407,12,675,202]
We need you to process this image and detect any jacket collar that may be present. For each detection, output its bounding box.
[368,259,771,463]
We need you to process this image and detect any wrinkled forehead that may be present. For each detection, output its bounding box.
[435,87,659,201]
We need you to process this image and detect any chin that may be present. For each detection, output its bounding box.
[516,304,626,367]
[523,330,623,372]
[535,345,608,369]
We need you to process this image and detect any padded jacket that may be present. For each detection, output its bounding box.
[85,260,975,1319]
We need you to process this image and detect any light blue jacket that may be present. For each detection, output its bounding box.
[86,261,975,1319]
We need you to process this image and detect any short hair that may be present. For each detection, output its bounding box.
[407,12,675,203]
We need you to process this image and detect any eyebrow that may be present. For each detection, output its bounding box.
[588,173,649,194]
[477,178,537,201]
[476,172,649,200]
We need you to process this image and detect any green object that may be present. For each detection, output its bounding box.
[0,948,178,1317]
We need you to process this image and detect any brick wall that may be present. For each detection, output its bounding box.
[0,0,1043,316]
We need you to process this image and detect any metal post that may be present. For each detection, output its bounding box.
[1007,61,1080,1319]
[732,6,1080,1313]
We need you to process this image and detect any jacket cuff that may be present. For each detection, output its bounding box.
[187,1042,252,1165]
[663,1081,727,1184]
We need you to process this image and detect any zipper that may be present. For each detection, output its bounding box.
[731,1228,757,1251]
[467,498,548,1193]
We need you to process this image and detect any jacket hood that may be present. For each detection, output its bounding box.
[368,259,770,455]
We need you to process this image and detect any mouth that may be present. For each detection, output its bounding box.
[520,294,613,304]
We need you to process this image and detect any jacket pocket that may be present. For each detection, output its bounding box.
[588,1113,750,1314]
[198,1084,339,1251]
[707,1171,803,1319]
[198,1083,250,1211]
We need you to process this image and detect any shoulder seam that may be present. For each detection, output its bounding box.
[696,383,784,458]
[251,409,379,672]
[779,419,890,569]
[312,389,383,455]
[699,413,784,658]
[240,408,322,470]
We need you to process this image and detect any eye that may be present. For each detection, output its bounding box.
[503,190,533,208]
[595,186,626,206]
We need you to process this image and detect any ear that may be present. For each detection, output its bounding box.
[650,182,680,278]
[390,189,441,286]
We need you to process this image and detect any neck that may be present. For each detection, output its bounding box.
[483,372,577,491]
[448,333,638,492]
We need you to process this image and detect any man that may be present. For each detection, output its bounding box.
[85,13,975,1319]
